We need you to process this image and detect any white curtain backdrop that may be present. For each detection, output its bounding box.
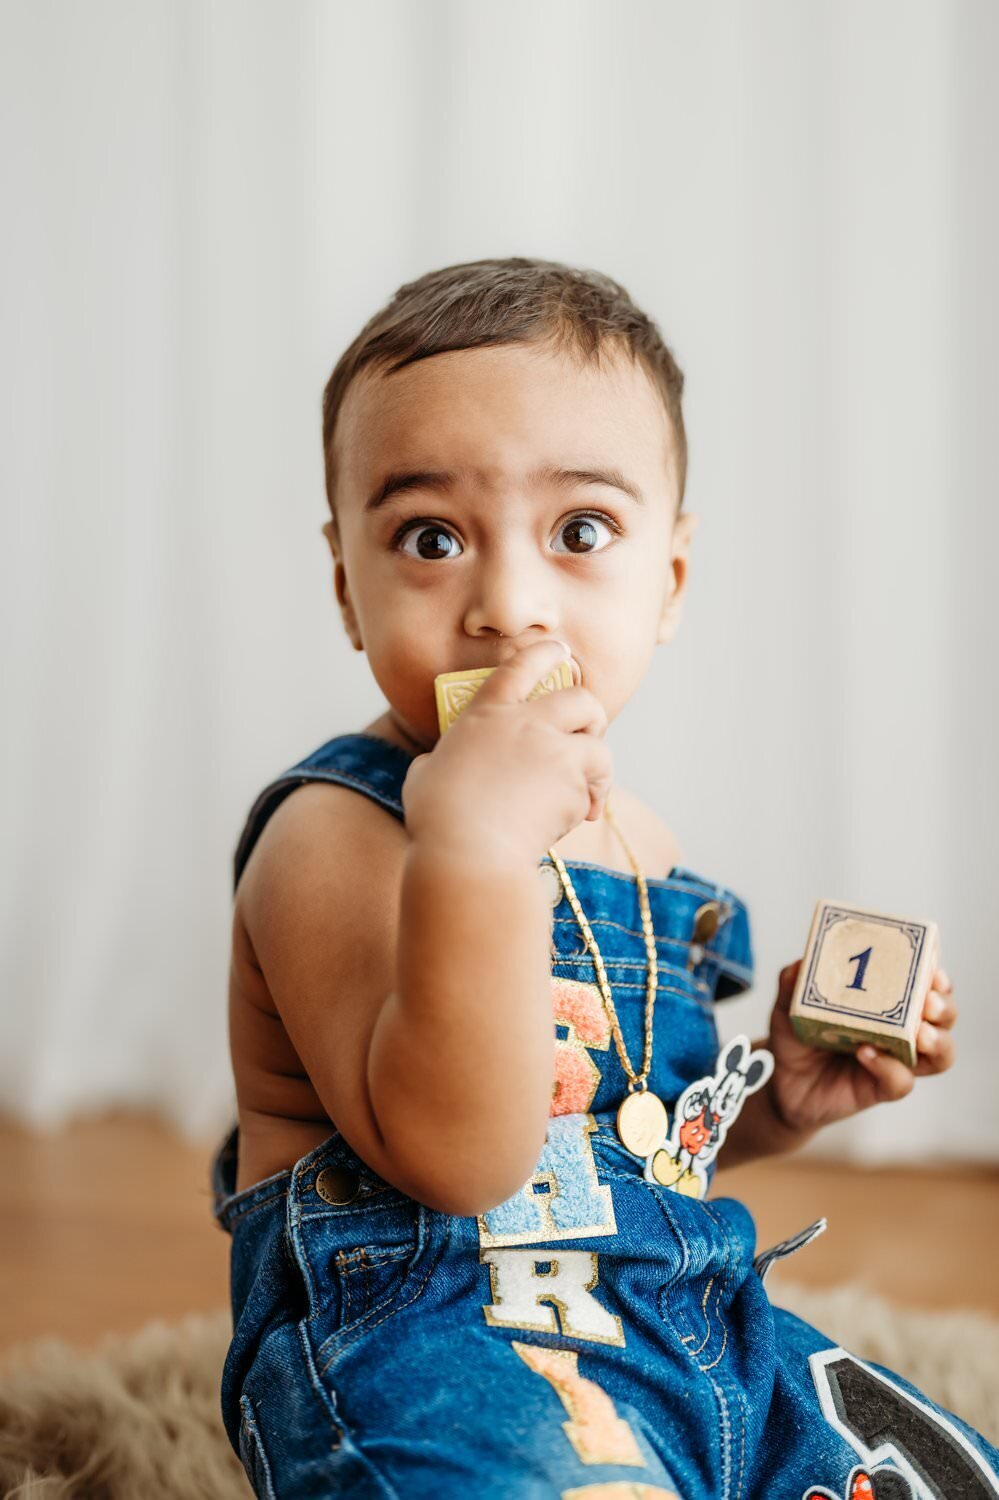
[1,0,996,1161]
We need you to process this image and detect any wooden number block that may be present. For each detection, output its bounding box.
[789,899,939,1068]
[434,659,574,736]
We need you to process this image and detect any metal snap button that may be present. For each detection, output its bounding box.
[692,900,723,945]
[316,1165,360,1205]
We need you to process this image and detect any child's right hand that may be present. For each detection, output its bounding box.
[401,638,613,867]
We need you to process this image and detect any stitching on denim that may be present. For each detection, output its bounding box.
[214,1162,293,1219]
[651,1186,745,1499]
[712,1377,734,1500]
[699,1312,728,1371]
[698,1200,734,1373]
[553,978,714,1008]
[687,1276,716,1357]
[281,767,404,819]
[296,1319,346,1452]
[336,1245,413,1272]
[551,951,712,988]
[553,914,703,947]
[300,1197,411,1225]
[287,1190,319,1320]
[239,1395,278,1500]
[295,1322,406,1499]
[549,965,715,1010]
[698,1197,747,1498]
[553,862,739,899]
[220,1189,290,1230]
[733,1383,748,1500]
[552,948,714,987]
[316,1215,451,1375]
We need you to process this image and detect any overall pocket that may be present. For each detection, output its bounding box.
[289,1153,446,1373]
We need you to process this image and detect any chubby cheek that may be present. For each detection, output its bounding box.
[578,628,656,722]
[361,615,446,736]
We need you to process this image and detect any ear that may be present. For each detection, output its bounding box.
[321,519,364,653]
[656,510,699,646]
[723,1039,746,1074]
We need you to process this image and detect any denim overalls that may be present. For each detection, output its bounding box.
[211,733,999,1500]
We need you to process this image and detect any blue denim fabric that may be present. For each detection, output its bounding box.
[212,733,999,1499]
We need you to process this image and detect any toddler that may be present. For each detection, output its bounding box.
[211,257,997,1499]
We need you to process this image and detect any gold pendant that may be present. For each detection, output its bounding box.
[616,1089,668,1157]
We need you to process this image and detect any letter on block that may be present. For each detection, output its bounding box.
[789,899,939,1068]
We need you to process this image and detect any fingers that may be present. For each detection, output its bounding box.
[915,1019,956,1075]
[773,958,804,1012]
[579,737,615,820]
[529,682,608,739]
[924,962,956,1028]
[923,986,957,1028]
[856,1045,916,1102]
[933,965,953,995]
[483,638,576,703]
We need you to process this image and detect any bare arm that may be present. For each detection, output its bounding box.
[367,838,555,1214]
[239,786,557,1219]
[241,639,611,1218]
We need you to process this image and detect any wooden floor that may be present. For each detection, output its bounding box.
[1,1112,997,1352]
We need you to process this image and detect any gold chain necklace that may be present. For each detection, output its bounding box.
[545,797,669,1158]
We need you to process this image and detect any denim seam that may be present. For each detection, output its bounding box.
[552,956,711,987]
[315,1215,451,1376]
[218,1188,291,1231]
[239,1394,278,1500]
[553,948,714,982]
[696,1200,735,1386]
[699,1197,746,1500]
[551,971,715,1007]
[294,1319,346,1459]
[295,1322,404,1498]
[654,1189,738,1500]
[684,1275,717,1358]
[552,864,739,898]
[550,967,716,1017]
[268,768,404,821]
[553,914,713,946]
[713,1379,734,1500]
[299,1197,410,1223]
[336,1245,413,1269]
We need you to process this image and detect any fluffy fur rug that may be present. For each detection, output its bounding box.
[0,1285,996,1498]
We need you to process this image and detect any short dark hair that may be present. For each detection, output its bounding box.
[321,256,687,525]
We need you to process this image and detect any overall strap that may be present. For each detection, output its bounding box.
[233,733,415,894]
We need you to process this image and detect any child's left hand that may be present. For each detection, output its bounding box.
[765,958,956,1134]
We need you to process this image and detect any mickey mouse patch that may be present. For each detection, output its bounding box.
[643,1036,774,1199]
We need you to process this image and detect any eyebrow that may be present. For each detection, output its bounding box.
[363,463,646,513]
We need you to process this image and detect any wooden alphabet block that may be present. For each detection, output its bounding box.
[789,899,939,1068]
[434,659,574,736]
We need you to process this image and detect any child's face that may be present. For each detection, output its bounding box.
[324,338,697,750]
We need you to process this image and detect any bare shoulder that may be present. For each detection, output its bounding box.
[238,778,408,942]
[610,783,684,878]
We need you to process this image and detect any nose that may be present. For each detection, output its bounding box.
[462,538,559,642]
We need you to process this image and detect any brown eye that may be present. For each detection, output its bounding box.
[553,514,617,555]
[397,525,462,561]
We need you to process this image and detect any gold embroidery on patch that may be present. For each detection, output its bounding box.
[550,979,612,1117]
[476,1114,616,1248]
[561,1485,679,1499]
[511,1342,644,1467]
[480,1248,626,1347]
